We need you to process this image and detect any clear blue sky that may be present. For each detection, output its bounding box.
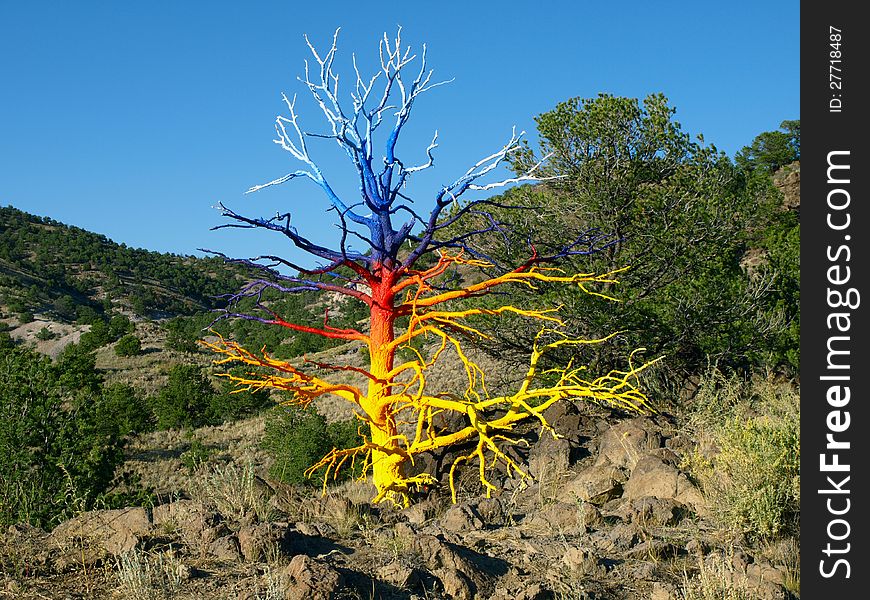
[0,1,799,267]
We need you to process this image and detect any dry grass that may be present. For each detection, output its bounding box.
[679,553,757,600]
[188,461,275,523]
[114,547,186,600]
[683,369,800,541]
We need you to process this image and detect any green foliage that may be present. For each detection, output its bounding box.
[115,334,143,357]
[208,366,272,422]
[150,364,216,430]
[457,95,797,381]
[181,436,214,471]
[164,316,204,353]
[0,331,14,349]
[109,314,134,337]
[262,406,363,486]
[0,205,246,320]
[99,383,154,436]
[736,120,799,173]
[36,325,55,341]
[149,363,274,430]
[684,370,800,540]
[79,319,110,350]
[0,347,127,527]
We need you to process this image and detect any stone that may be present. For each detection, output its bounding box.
[559,464,625,505]
[209,534,242,562]
[596,418,663,470]
[562,547,606,578]
[492,582,551,600]
[577,502,604,530]
[152,500,225,552]
[626,497,686,527]
[281,554,343,600]
[526,501,579,532]
[650,582,678,600]
[622,456,706,514]
[474,497,506,527]
[529,435,572,479]
[436,567,474,600]
[49,507,151,556]
[377,561,422,589]
[774,162,800,211]
[414,534,488,599]
[238,522,281,562]
[441,502,484,533]
[685,539,707,556]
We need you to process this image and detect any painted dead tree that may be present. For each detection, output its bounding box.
[206,29,655,505]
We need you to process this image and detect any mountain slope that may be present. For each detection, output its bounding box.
[0,205,244,321]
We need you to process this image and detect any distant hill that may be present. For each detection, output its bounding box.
[0,205,245,321]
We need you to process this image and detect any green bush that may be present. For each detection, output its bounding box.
[79,318,111,351]
[458,99,798,382]
[98,383,153,436]
[115,334,142,357]
[108,314,134,338]
[0,331,14,349]
[685,370,800,540]
[150,364,216,430]
[207,367,273,423]
[164,316,204,353]
[36,326,55,341]
[262,406,363,486]
[0,347,126,527]
[181,436,214,471]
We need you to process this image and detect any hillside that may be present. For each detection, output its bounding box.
[0,205,244,322]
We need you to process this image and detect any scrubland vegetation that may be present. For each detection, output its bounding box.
[0,102,799,598]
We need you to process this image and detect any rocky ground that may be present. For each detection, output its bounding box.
[0,399,800,600]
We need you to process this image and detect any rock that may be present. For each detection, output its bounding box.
[437,567,474,600]
[562,547,606,577]
[441,502,484,532]
[650,582,678,600]
[622,456,706,514]
[626,539,678,561]
[238,522,282,562]
[209,534,242,562]
[747,562,786,586]
[626,497,686,527]
[293,521,336,537]
[607,523,641,551]
[152,500,226,551]
[590,523,640,553]
[542,400,586,438]
[577,503,604,530]
[774,162,800,211]
[49,507,151,556]
[414,534,487,599]
[492,582,551,600]
[401,497,440,526]
[529,435,572,478]
[377,561,422,589]
[475,497,506,527]
[152,500,199,530]
[559,464,625,505]
[281,554,343,600]
[596,419,663,470]
[685,539,707,556]
[526,501,580,532]
[401,504,428,525]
